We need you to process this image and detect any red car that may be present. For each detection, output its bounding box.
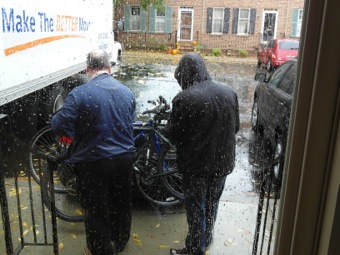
[257,38,299,71]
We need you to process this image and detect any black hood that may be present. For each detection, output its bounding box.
[174,53,212,89]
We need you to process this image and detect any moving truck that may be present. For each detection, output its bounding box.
[0,0,122,144]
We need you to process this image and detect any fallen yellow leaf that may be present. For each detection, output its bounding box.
[58,242,64,250]
[133,238,143,246]
[159,245,170,249]
[70,234,77,239]
[75,209,83,216]
[9,188,22,196]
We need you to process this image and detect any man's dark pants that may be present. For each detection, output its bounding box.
[74,154,134,255]
[183,174,227,255]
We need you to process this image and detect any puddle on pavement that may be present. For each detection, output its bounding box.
[112,64,181,114]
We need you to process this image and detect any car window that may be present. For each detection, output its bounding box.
[277,64,296,95]
[268,62,292,87]
[279,40,299,50]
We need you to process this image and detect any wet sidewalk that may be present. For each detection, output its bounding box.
[0,175,259,255]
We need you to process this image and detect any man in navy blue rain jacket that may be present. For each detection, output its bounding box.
[51,49,135,255]
[168,53,240,255]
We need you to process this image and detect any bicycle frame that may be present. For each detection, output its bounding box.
[134,121,162,153]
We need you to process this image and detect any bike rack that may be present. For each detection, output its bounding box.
[0,114,59,255]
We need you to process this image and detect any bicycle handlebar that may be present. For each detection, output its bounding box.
[142,95,170,115]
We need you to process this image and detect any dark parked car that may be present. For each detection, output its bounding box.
[251,59,297,181]
[257,38,299,71]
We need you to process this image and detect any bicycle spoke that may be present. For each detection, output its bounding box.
[134,172,179,205]
[29,127,67,193]
[134,142,182,206]
[158,145,184,200]
[41,165,84,223]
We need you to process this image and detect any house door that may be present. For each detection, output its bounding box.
[262,10,278,42]
[178,7,193,41]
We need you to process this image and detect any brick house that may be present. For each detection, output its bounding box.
[114,0,304,55]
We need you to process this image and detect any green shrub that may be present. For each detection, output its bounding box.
[194,45,203,52]
[238,49,248,57]
[159,43,167,52]
[211,48,222,56]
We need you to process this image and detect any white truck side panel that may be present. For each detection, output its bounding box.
[0,0,113,106]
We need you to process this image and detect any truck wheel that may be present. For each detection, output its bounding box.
[118,49,122,62]
[38,83,67,127]
[63,73,88,92]
[38,74,87,127]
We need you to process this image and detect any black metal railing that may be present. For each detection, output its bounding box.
[252,156,284,255]
[0,114,59,255]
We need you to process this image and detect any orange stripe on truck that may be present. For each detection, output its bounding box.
[4,34,86,56]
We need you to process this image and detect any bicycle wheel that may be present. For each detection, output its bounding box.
[133,141,182,207]
[158,144,184,200]
[41,162,84,223]
[28,126,69,193]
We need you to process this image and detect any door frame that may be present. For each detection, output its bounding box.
[177,7,194,41]
[261,9,278,43]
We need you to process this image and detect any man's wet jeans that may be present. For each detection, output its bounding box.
[74,154,134,255]
[183,174,226,255]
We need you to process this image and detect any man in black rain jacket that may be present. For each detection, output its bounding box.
[168,53,240,255]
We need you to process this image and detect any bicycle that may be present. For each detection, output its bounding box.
[28,96,183,222]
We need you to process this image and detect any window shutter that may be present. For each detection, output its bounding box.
[249,8,256,34]
[149,6,155,32]
[207,8,213,33]
[232,8,239,34]
[223,8,230,34]
[140,8,147,32]
[123,5,131,32]
[165,6,172,33]
[291,9,299,36]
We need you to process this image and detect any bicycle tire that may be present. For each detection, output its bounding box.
[158,144,184,200]
[133,141,182,207]
[28,126,69,193]
[41,163,84,223]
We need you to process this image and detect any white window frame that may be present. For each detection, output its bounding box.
[212,7,224,34]
[238,8,250,35]
[131,6,140,31]
[296,9,303,37]
[155,10,166,33]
